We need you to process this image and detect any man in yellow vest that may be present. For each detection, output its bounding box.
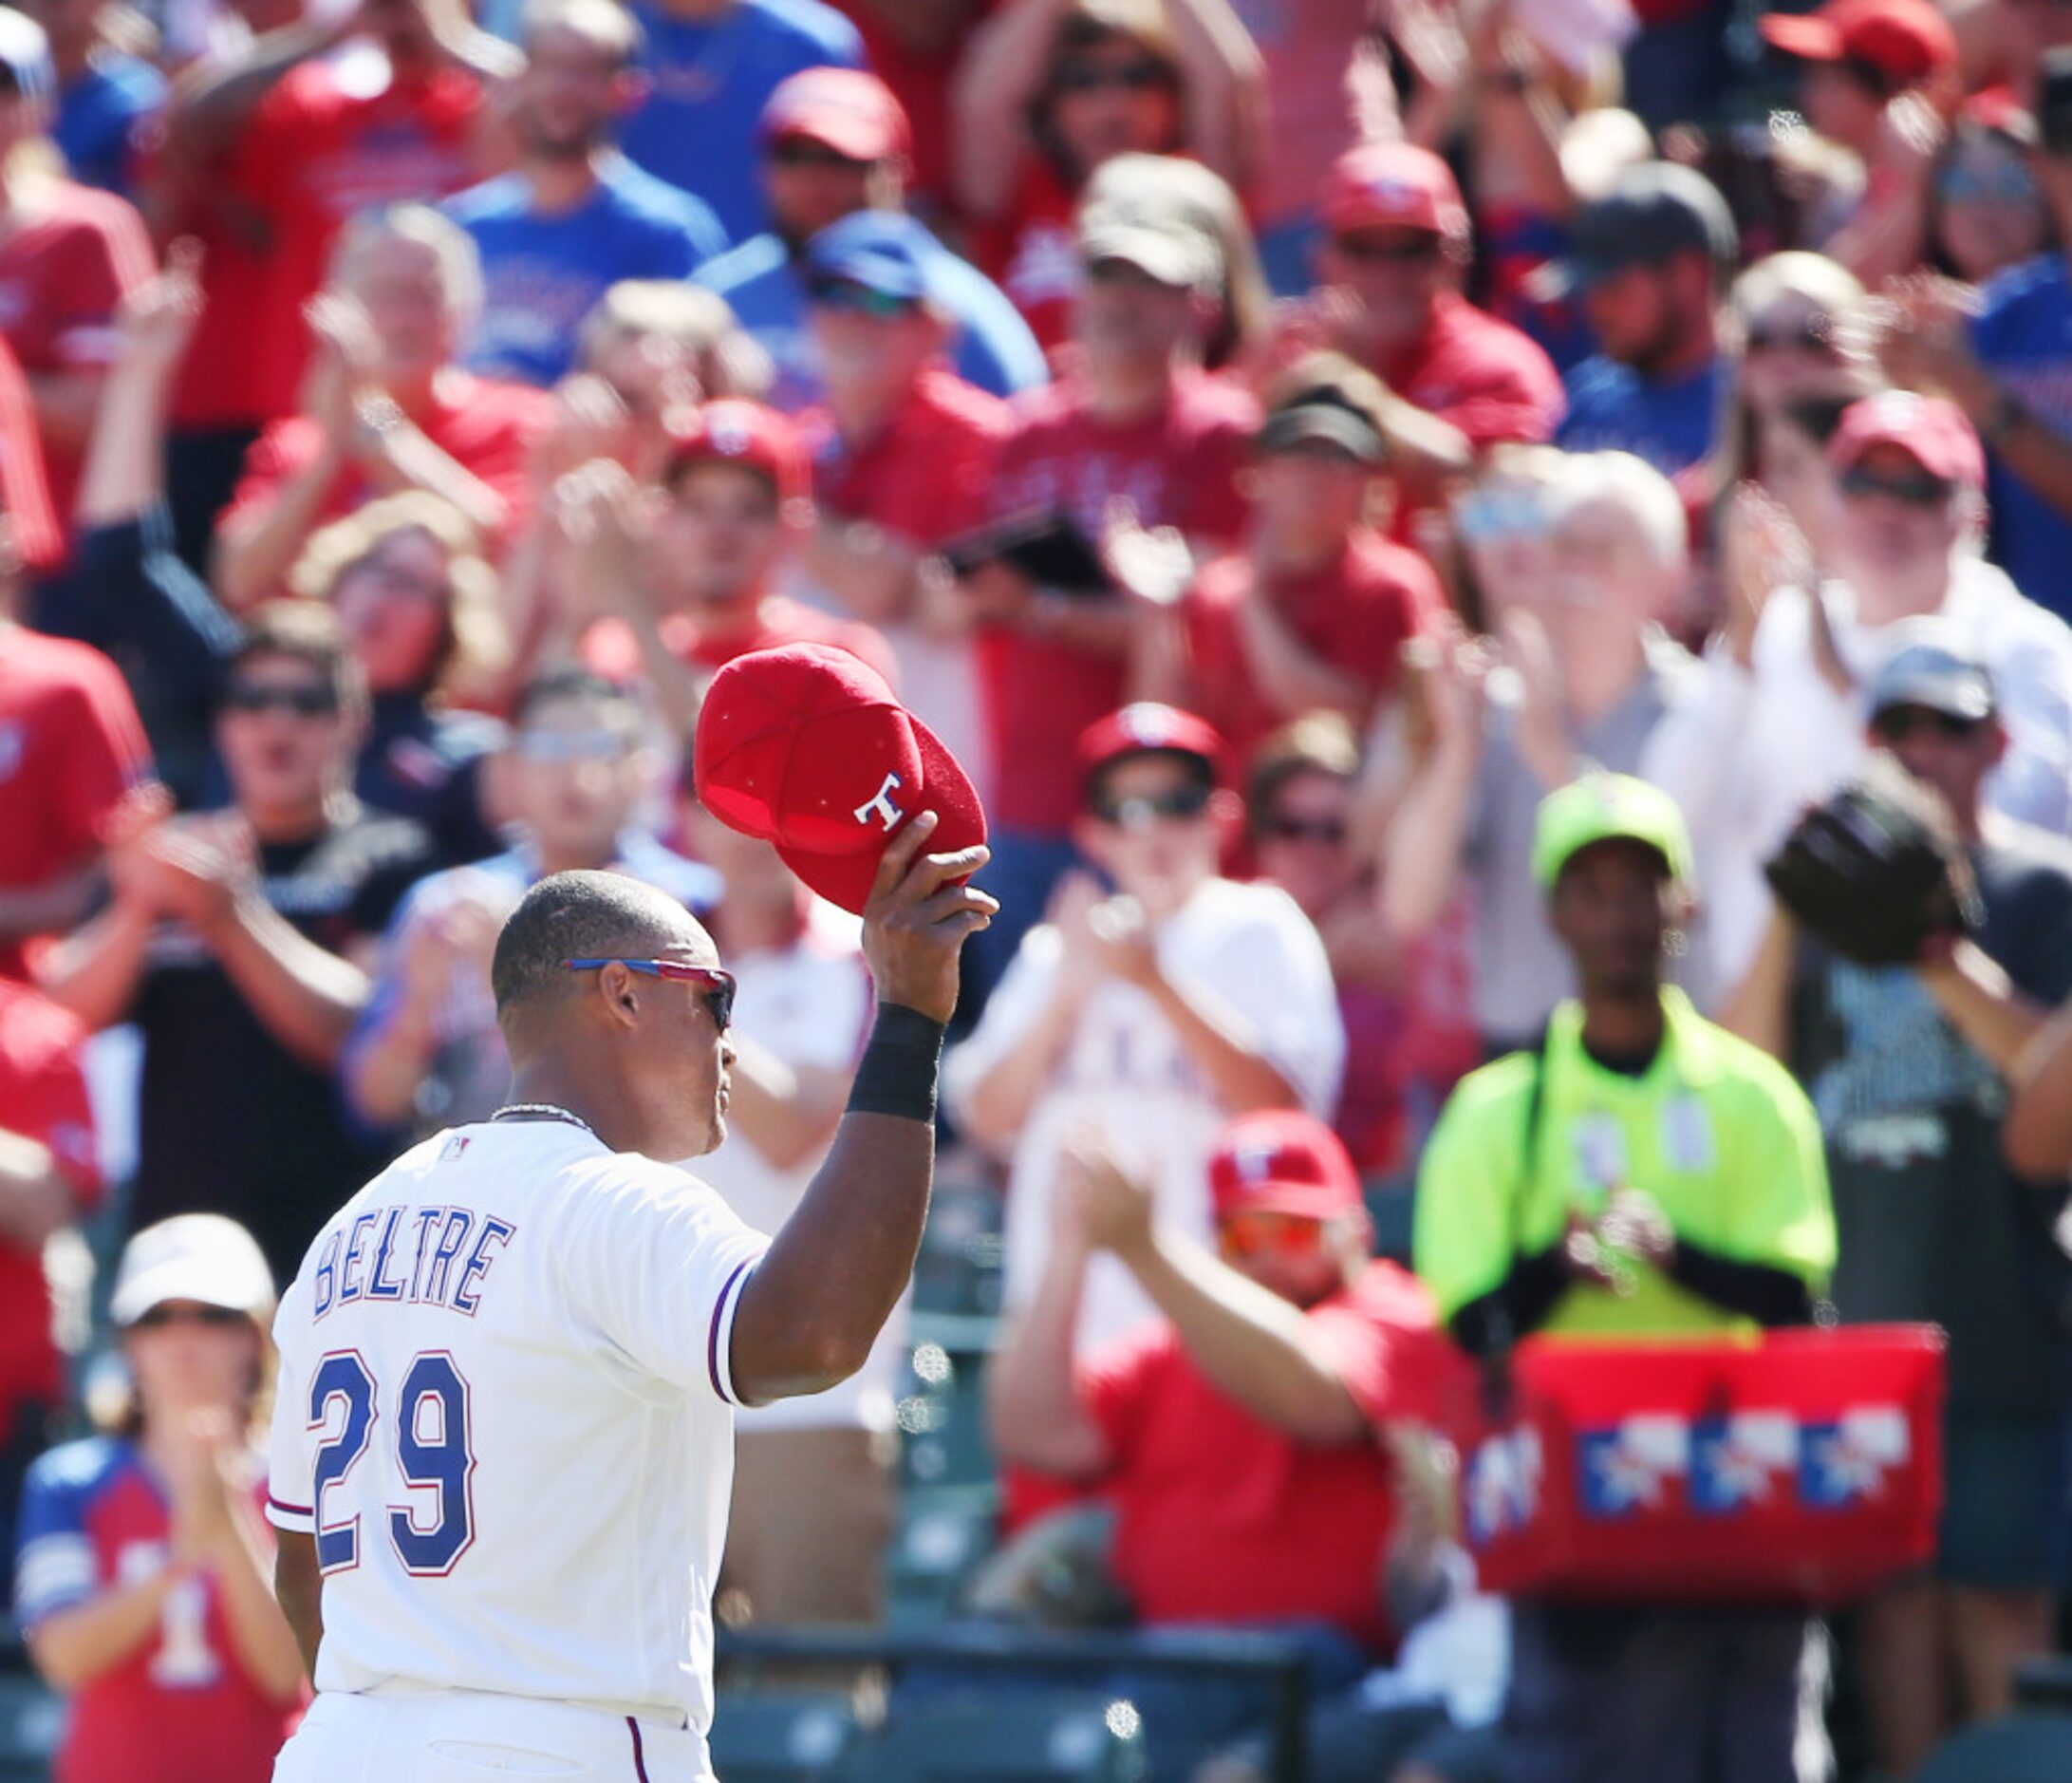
[1414,771,1837,1783]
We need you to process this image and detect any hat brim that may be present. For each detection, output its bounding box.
[767,118,895,163]
[775,712,988,915]
[1215,1185,1361,1223]
[110,1262,271,1328]
[1870,674,1996,723]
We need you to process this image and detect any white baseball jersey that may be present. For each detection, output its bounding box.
[264,1117,770,1734]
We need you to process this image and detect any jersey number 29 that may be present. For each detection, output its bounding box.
[309,1349,476,1576]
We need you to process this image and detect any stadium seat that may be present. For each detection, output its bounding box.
[708,1689,858,1782]
[0,1667,63,1782]
[828,1689,1146,1781]
[886,1483,999,1627]
[1913,1712,2072,1782]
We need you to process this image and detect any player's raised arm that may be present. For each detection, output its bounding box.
[727,814,996,1405]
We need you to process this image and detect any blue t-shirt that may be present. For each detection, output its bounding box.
[1970,253,2072,621]
[54,56,165,197]
[698,228,1049,410]
[619,0,863,245]
[444,157,727,386]
[1556,352,1726,475]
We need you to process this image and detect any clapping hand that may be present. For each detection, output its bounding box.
[1056,1132,1157,1263]
[164,1408,246,1570]
[117,239,204,378]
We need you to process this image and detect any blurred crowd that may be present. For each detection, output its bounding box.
[7,0,2072,1774]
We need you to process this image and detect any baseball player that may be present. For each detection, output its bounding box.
[263,812,993,1779]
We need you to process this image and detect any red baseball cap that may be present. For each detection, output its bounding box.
[664,400,809,507]
[760,67,912,164]
[1208,1110,1363,1221]
[1322,142,1469,241]
[1759,0,1956,87]
[693,643,986,915]
[1827,390,1985,489]
[1076,702,1229,795]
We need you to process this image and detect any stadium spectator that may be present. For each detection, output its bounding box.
[34,0,163,198]
[696,68,1045,409]
[1552,161,1739,479]
[959,202,1255,983]
[1415,773,1837,1783]
[0,973,97,1605]
[12,1214,303,1783]
[1136,356,1441,768]
[951,0,1263,351]
[1729,253,1872,426]
[946,704,1342,1349]
[681,794,895,1627]
[567,397,895,743]
[1725,629,2072,1775]
[617,0,864,246]
[1310,142,1566,506]
[58,238,240,807]
[156,0,517,565]
[1930,93,2055,287]
[1866,49,2072,625]
[284,491,508,869]
[444,0,727,390]
[1080,150,1271,372]
[212,205,556,614]
[1645,392,2072,990]
[1384,452,1703,1055]
[40,604,434,1281]
[1244,717,1479,1184]
[989,1111,1465,1774]
[1758,0,1960,286]
[0,556,153,985]
[0,5,151,542]
[341,666,714,1139]
[794,208,1012,782]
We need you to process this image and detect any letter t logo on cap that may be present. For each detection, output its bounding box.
[853,770,906,832]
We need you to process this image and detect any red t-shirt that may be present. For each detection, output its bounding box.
[0,627,152,981]
[1181,533,1438,767]
[581,592,899,690]
[204,59,483,424]
[0,181,154,529]
[0,328,59,573]
[979,366,1256,834]
[0,979,98,1442]
[221,373,555,585]
[1374,290,1565,453]
[1080,1260,1460,1654]
[976,158,1083,356]
[806,363,1012,546]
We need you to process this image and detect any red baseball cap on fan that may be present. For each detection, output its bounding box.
[693,644,986,914]
[1208,1110,1363,1222]
[664,400,809,506]
[1076,702,1230,795]
[760,67,913,164]
[1759,0,1956,87]
[1827,390,1985,489]
[1322,142,1470,240]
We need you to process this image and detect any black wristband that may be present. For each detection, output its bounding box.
[847,1002,947,1123]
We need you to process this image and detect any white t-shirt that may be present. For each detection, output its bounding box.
[266,1118,769,1733]
[692,925,900,1436]
[943,877,1344,1351]
[1643,554,2072,991]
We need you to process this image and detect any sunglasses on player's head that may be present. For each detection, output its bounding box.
[130,1302,251,1331]
[1090,781,1214,830]
[221,681,339,719]
[1839,463,1954,509]
[564,959,737,1032]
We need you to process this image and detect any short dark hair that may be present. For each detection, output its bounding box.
[512,666,641,729]
[491,870,697,1018]
[225,602,366,719]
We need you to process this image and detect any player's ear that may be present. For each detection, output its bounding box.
[595,961,641,1023]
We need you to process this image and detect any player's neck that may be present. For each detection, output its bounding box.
[505,1057,633,1152]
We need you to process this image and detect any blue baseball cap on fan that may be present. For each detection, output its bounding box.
[803,212,941,306]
